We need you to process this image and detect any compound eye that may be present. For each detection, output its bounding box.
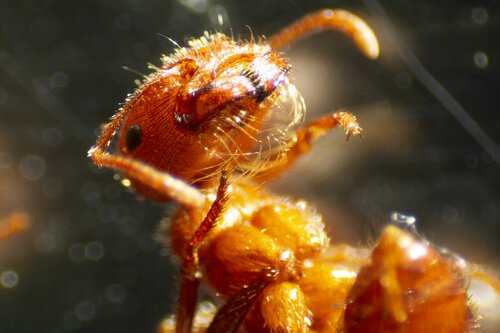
[125,124,142,151]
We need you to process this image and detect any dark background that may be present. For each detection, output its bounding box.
[0,0,498,332]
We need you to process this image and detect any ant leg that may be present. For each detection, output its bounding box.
[261,10,376,180]
[89,148,205,208]
[176,172,231,333]
[268,9,379,60]
[207,268,279,333]
[175,278,199,333]
[256,110,362,182]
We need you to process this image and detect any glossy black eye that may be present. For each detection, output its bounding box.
[125,124,142,151]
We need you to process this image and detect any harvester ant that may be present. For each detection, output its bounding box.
[89,8,499,333]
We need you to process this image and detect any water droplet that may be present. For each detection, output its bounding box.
[390,212,417,233]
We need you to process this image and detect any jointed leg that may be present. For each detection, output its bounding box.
[175,278,200,333]
[176,172,231,333]
[182,171,231,272]
[268,9,379,60]
[207,268,280,333]
[261,9,376,182]
[255,110,362,182]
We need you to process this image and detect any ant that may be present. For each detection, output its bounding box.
[89,8,499,333]
[159,222,489,333]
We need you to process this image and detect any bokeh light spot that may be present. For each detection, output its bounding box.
[62,311,81,330]
[1,270,19,288]
[85,241,104,261]
[106,284,127,303]
[473,51,489,69]
[41,127,63,146]
[471,7,489,25]
[35,232,58,253]
[68,243,86,263]
[19,154,46,181]
[75,301,95,321]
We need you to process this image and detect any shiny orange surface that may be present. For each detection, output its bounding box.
[89,7,499,333]
[344,226,472,333]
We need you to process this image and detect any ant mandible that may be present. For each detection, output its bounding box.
[89,9,494,333]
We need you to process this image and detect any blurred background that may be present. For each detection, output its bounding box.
[0,0,498,332]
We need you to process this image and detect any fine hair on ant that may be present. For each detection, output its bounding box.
[89,8,499,333]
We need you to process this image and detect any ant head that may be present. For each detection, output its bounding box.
[110,35,299,197]
[172,44,290,130]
